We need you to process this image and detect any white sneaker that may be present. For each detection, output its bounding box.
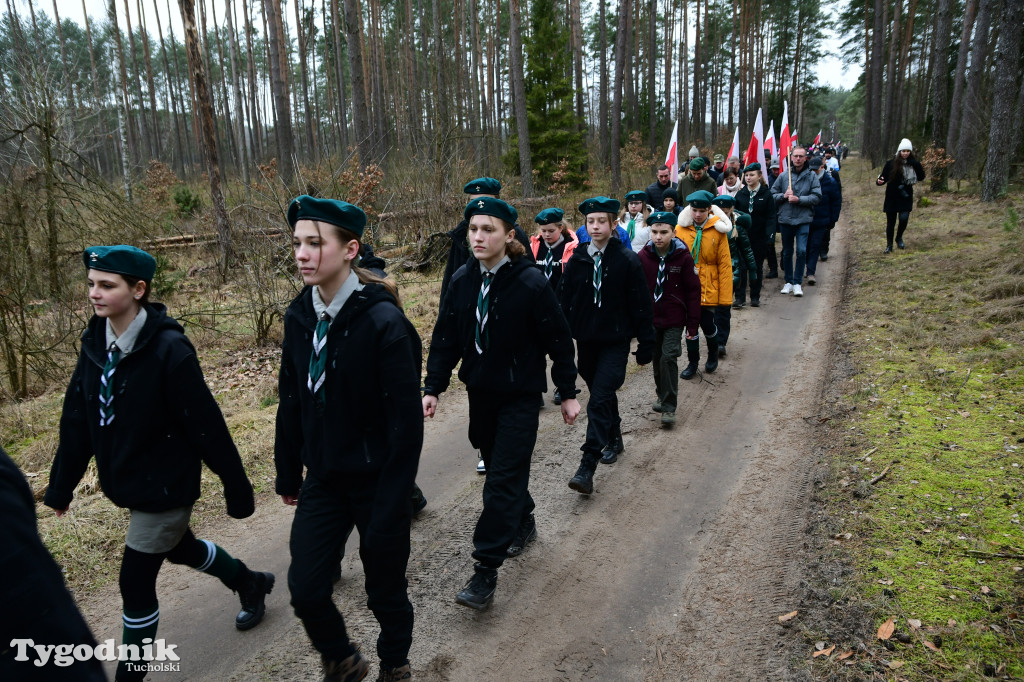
[793,283,804,297]
[780,283,794,294]
[477,458,486,474]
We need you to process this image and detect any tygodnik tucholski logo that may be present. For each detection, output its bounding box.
[10,637,181,672]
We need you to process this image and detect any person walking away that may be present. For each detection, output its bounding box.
[637,213,701,426]
[806,157,842,285]
[876,138,925,253]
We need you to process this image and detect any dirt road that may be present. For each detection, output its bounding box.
[80,227,847,681]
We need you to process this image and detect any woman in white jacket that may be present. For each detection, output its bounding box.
[619,190,654,252]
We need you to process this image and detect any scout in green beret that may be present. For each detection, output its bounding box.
[677,156,718,197]
[531,206,580,300]
[619,191,652,252]
[47,248,274,681]
[462,176,502,198]
[279,195,424,680]
[736,159,777,299]
[424,192,581,611]
[686,190,715,208]
[574,196,630,245]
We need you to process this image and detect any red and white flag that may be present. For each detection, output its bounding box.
[665,120,679,184]
[726,127,740,163]
[813,129,822,146]
[765,120,777,161]
[743,108,767,171]
[779,102,791,176]
[792,130,799,147]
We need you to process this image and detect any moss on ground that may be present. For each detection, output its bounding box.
[810,158,1024,680]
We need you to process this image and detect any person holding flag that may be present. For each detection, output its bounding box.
[770,147,822,297]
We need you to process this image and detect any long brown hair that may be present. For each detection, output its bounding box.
[312,221,402,306]
[494,217,526,259]
[890,151,914,182]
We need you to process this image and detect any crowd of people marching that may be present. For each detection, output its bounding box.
[4,141,855,682]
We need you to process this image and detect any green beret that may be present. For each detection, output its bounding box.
[686,190,715,208]
[287,195,367,238]
[83,245,157,281]
[534,207,564,225]
[462,177,502,196]
[742,162,762,174]
[624,190,648,203]
[711,194,736,208]
[689,157,706,171]
[646,211,678,226]
[578,196,621,215]
[663,188,678,200]
[465,196,518,225]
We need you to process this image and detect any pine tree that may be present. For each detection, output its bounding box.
[506,0,588,191]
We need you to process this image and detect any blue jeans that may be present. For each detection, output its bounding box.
[780,223,809,285]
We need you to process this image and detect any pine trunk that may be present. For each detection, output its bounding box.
[509,0,533,195]
[264,0,295,181]
[611,0,630,193]
[343,0,372,167]
[951,0,994,179]
[981,0,1023,200]
[599,0,609,163]
[945,0,978,154]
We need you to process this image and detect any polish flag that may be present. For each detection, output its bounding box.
[743,108,767,171]
[765,120,777,161]
[813,130,822,146]
[726,127,740,163]
[779,102,791,176]
[665,120,679,184]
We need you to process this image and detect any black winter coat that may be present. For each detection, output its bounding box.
[45,304,254,516]
[440,220,534,302]
[275,284,423,531]
[557,241,655,355]
[424,257,578,398]
[734,183,778,242]
[2,449,107,682]
[812,171,843,228]
[878,157,925,213]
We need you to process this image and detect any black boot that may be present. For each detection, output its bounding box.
[704,338,719,374]
[322,650,369,682]
[234,563,275,630]
[680,338,700,380]
[552,389,562,405]
[568,457,597,495]
[455,563,498,610]
[506,513,537,557]
[600,430,623,464]
[411,483,427,517]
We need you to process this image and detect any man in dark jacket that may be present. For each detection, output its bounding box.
[645,165,677,211]
[439,178,533,303]
[805,157,841,285]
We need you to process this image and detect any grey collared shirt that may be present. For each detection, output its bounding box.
[105,307,148,355]
[587,242,608,258]
[479,255,510,276]
[313,270,364,324]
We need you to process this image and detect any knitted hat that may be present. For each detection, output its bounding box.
[688,145,700,158]
[663,188,679,200]
[288,195,368,238]
[83,245,157,281]
[897,138,913,152]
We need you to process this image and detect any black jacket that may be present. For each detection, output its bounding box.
[45,304,254,516]
[1,449,107,682]
[440,220,534,302]
[644,179,676,211]
[734,183,778,242]
[275,284,423,528]
[878,158,925,214]
[424,257,578,397]
[557,240,655,355]
[812,171,843,228]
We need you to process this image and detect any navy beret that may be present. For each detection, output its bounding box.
[534,207,564,225]
[742,162,762,173]
[462,177,502,196]
[83,245,157,281]
[711,194,736,208]
[287,195,367,238]
[686,190,715,208]
[578,196,621,215]
[465,196,518,225]
[646,211,678,226]
[624,190,648,203]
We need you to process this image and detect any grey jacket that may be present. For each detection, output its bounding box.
[770,165,822,225]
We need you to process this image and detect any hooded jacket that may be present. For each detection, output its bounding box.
[440,220,534,303]
[45,304,254,516]
[275,283,423,529]
[811,170,842,228]
[424,257,577,398]
[734,182,778,242]
[770,164,822,225]
[675,205,734,307]
[638,238,702,336]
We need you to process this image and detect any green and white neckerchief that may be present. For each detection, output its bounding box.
[593,251,603,307]
[544,250,555,279]
[308,312,330,398]
[475,271,494,354]
[98,342,121,426]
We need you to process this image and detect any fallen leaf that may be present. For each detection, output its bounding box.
[878,579,894,585]
[878,618,896,640]
[888,661,905,669]
[923,640,940,651]
[948,619,957,627]
[981,586,991,594]
[836,651,854,661]
[908,619,922,629]
[812,645,835,658]
[778,611,798,623]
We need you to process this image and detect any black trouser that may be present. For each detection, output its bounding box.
[467,389,539,568]
[737,237,766,303]
[821,225,832,255]
[576,340,630,468]
[885,211,910,245]
[652,327,683,412]
[714,304,732,347]
[686,308,719,362]
[766,232,778,273]
[288,474,413,668]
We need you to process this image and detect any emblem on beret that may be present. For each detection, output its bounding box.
[477,200,485,208]
[474,185,481,192]
[586,202,593,211]
[89,252,98,262]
